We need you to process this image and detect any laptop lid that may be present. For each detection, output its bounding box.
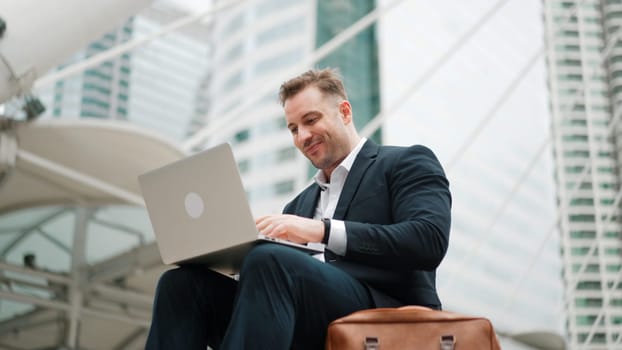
[138,143,259,265]
[138,143,323,272]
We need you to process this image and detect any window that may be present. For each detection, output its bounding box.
[565,165,585,173]
[572,264,599,272]
[599,182,617,190]
[562,119,587,126]
[570,230,596,239]
[606,281,622,289]
[571,246,591,255]
[611,299,622,306]
[562,134,588,142]
[83,83,111,95]
[563,150,589,158]
[576,315,598,326]
[81,97,110,109]
[234,129,250,144]
[562,30,579,37]
[575,298,602,307]
[598,151,612,157]
[564,182,592,190]
[556,58,581,66]
[555,44,580,51]
[577,333,606,343]
[558,73,583,81]
[597,166,615,174]
[577,281,601,290]
[570,198,594,205]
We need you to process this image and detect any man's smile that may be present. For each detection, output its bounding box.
[304,140,322,156]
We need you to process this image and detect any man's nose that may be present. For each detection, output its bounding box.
[298,126,312,141]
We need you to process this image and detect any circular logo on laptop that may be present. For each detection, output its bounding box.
[184,192,204,219]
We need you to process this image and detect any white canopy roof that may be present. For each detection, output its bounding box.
[1,119,185,214]
[0,119,185,349]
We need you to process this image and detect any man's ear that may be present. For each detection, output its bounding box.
[339,100,353,124]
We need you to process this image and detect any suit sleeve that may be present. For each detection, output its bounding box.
[343,145,451,271]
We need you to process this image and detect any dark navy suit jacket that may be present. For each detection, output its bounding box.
[282,140,451,308]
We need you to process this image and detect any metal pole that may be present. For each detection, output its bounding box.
[65,207,89,349]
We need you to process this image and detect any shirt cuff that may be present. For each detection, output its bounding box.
[326,219,347,256]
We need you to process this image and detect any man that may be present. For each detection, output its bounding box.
[145,68,451,349]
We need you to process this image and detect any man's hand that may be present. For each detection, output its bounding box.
[255,214,324,244]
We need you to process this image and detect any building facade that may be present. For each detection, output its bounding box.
[39,20,133,122]
[544,0,622,347]
[37,4,211,142]
[204,0,382,215]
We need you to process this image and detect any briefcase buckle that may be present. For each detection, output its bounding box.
[440,334,455,350]
[364,336,379,350]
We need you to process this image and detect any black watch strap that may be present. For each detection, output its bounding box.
[321,218,331,244]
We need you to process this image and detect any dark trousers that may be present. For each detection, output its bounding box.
[145,244,375,350]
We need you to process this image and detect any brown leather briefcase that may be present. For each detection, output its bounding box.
[326,306,501,350]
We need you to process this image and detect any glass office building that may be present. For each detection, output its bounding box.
[38,5,210,141]
[39,21,133,121]
[315,1,382,144]
[203,0,382,215]
[544,0,622,347]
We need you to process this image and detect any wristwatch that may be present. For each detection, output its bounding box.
[321,218,331,244]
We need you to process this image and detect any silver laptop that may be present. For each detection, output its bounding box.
[138,142,323,274]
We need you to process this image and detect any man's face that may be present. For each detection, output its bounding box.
[284,85,352,176]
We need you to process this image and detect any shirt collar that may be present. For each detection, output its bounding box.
[313,137,367,188]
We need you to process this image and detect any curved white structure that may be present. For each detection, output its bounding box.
[0,119,185,214]
[0,0,151,103]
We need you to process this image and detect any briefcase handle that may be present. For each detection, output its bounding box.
[363,334,456,350]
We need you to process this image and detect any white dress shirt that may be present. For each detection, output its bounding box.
[312,137,367,258]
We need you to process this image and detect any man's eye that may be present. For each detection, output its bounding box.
[290,128,298,134]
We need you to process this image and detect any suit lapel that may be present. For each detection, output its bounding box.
[298,183,321,218]
[333,140,379,220]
